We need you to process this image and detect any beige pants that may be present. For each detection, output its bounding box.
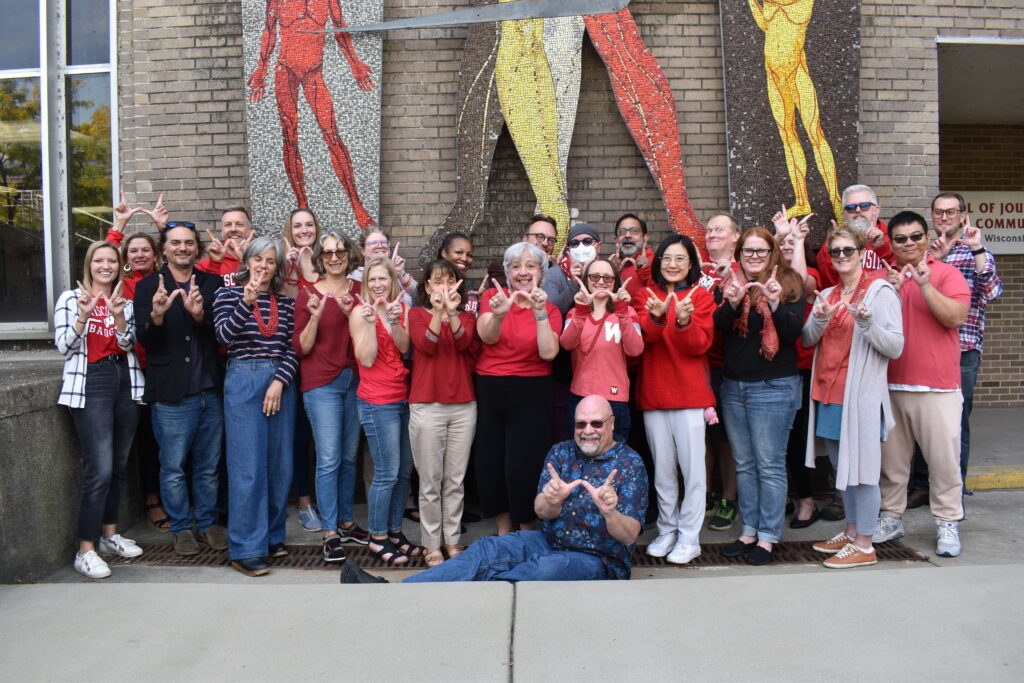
[409,401,477,548]
[880,391,964,522]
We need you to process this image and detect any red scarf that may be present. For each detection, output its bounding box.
[732,291,780,361]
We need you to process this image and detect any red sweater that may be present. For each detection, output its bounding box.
[476,290,562,377]
[293,283,360,393]
[634,284,716,411]
[408,307,477,404]
[560,300,643,402]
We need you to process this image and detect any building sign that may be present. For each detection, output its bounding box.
[960,191,1024,255]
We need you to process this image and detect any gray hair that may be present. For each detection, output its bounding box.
[842,184,878,207]
[503,241,548,283]
[235,235,286,293]
[314,230,358,276]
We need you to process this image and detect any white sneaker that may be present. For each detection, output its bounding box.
[74,550,111,579]
[646,532,677,558]
[98,534,143,558]
[666,541,701,565]
[936,521,961,557]
[874,514,905,543]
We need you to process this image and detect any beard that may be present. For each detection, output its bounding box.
[619,240,639,257]
[847,214,871,232]
[577,434,602,455]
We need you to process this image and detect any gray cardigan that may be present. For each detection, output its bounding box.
[802,278,904,489]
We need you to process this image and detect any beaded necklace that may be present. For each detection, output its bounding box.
[252,292,280,338]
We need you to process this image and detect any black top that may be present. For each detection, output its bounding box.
[134,267,224,403]
[713,296,804,381]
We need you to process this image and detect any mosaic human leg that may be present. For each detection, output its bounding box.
[273,62,310,208]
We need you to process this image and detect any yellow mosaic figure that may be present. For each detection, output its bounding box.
[749,0,842,220]
[495,4,571,251]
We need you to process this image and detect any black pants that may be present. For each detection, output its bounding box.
[135,403,160,498]
[473,374,553,524]
[69,358,140,543]
[786,369,814,500]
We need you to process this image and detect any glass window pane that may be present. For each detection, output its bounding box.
[0,5,40,70]
[0,78,46,323]
[68,0,110,66]
[66,73,112,281]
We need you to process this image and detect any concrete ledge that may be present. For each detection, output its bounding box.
[967,465,1024,490]
[0,583,513,681]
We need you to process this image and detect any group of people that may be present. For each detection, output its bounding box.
[57,182,1000,582]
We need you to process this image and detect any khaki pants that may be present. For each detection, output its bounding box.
[409,401,477,548]
[881,391,963,522]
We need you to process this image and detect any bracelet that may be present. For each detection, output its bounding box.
[971,248,986,256]
[76,317,88,325]
[385,316,400,326]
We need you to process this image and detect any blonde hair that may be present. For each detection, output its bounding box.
[363,257,401,302]
[81,241,123,292]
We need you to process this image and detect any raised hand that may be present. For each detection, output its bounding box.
[113,190,142,231]
[581,469,620,516]
[644,287,669,319]
[615,277,633,303]
[911,259,931,288]
[228,232,253,262]
[306,286,325,320]
[76,281,102,318]
[865,223,886,247]
[542,463,583,506]
[336,287,356,316]
[634,244,649,269]
[759,265,783,307]
[140,193,169,229]
[243,271,264,305]
[429,285,445,312]
[722,275,746,308]
[812,290,839,319]
[882,262,905,293]
[793,214,813,241]
[488,279,514,317]
[150,274,183,318]
[928,232,953,259]
[961,216,983,251]
[205,229,226,263]
[674,288,695,326]
[284,236,299,266]
[609,245,623,270]
[772,203,791,238]
[385,295,403,323]
[107,281,127,318]
[474,276,490,300]
[183,275,204,319]
[573,276,594,307]
[569,259,584,279]
[444,279,464,315]
[353,294,374,322]
[853,302,871,320]
[528,279,549,314]
[391,242,406,276]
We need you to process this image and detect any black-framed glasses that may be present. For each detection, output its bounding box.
[165,221,195,229]
[617,226,643,237]
[843,202,876,213]
[574,416,613,430]
[587,273,616,284]
[568,237,597,248]
[740,247,770,258]
[526,232,556,244]
[931,208,961,218]
[828,246,859,258]
[321,249,347,259]
[891,231,926,245]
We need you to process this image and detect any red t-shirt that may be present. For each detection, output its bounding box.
[293,283,360,393]
[887,256,970,390]
[475,289,562,377]
[795,266,822,371]
[355,306,410,404]
[699,261,739,369]
[86,300,125,363]
[408,307,477,404]
[196,254,241,287]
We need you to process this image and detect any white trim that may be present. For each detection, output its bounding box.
[108,0,119,234]
[0,68,43,79]
[64,63,112,75]
[935,36,1024,45]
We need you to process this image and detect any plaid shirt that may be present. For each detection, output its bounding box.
[55,289,145,408]
[943,243,1002,353]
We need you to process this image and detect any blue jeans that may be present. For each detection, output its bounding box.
[304,368,361,527]
[721,375,801,544]
[223,359,296,560]
[403,530,608,583]
[151,390,224,534]
[567,393,631,444]
[357,398,412,536]
[912,349,979,491]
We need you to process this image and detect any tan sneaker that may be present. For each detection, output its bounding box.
[823,543,877,569]
[198,525,228,551]
[813,532,854,554]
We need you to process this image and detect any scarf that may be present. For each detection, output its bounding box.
[732,289,779,361]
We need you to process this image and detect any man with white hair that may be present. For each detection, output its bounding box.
[815,184,895,289]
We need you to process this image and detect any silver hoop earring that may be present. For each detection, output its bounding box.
[123,263,132,272]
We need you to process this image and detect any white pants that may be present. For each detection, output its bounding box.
[644,408,707,545]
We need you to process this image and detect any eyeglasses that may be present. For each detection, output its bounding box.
[526,233,556,244]
[568,237,597,248]
[891,231,927,245]
[587,273,616,284]
[828,246,859,258]
[843,202,876,213]
[165,221,195,229]
[321,249,347,259]
[931,208,961,218]
[574,416,613,430]
[617,226,643,237]
[660,255,689,266]
[740,247,771,258]
[365,240,388,248]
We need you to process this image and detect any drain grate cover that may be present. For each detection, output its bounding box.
[109,540,926,571]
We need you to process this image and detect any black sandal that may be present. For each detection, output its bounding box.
[389,529,422,557]
[147,503,170,532]
[368,537,408,566]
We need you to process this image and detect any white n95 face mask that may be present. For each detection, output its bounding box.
[569,244,597,265]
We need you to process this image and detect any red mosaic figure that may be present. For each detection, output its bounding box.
[249,0,376,228]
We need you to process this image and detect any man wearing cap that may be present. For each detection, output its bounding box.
[542,222,602,315]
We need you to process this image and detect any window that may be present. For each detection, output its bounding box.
[0,1,116,336]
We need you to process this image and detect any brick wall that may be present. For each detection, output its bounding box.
[115,1,1024,404]
[940,123,1024,406]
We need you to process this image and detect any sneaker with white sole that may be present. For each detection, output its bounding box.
[936,521,961,557]
[874,514,905,543]
[667,541,701,564]
[646,532,678,558]
[298,505,323,532]
[813,531,855,554]
[74,550,111,579]
[823,543,877,569]
[98,534,143,558]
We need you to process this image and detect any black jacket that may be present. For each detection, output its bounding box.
[134,267,224,403]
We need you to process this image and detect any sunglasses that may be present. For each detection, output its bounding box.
[587,273,616,284]
[568,237,597,248]
[740,247,770,258]
[574,416,612,430]
[526,233,556,244]
[843,202,876,213]
[828,246,859,258]
[165,221,195,229]
[891,231,927,245]
[321,249,347,258]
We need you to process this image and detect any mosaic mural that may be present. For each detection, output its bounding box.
[721,0,859,244]
[243,0,382,239]
[421,5,705,265]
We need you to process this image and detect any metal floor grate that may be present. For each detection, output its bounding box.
[109,540,926,571]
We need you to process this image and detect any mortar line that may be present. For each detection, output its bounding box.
[508,583,517,683]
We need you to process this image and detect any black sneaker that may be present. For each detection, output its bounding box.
[323,535,347,563]
[337,522,370,545]
[339,561,389,584]
[268,542,289,558]
[705,491,718,517]
[721,539,757,557]
[707,498,737,531]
